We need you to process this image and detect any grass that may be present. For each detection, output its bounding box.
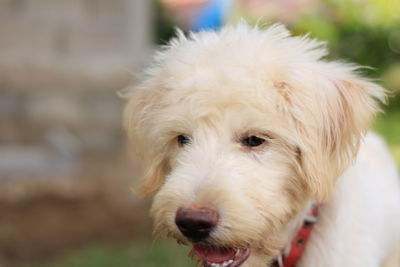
[24,240,192,267]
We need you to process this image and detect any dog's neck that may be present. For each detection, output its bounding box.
[272,203,320,267]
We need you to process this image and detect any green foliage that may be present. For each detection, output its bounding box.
[374,111,400,165]
[292,0,400,109]
[154,0,176,45]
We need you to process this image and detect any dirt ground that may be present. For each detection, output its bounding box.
[0,152,152,266]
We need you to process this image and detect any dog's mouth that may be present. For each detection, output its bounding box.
[192,244,251,267]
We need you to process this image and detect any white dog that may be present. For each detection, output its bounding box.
[124,24,400,267]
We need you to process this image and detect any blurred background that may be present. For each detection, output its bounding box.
[0,0,398,266]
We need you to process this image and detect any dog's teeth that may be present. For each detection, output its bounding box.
[222,260,234,266]
[207,259,234,267]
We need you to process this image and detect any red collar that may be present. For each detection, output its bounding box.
[272,204,320,267]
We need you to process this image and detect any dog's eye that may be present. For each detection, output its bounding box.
[242,136,265,148]
[177,135,191,146]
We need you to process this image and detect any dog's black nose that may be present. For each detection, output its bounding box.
[175,206,218,242]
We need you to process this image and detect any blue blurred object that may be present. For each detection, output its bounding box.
[192,0,230,31]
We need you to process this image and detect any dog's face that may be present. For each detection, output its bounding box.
[124,24,384,267]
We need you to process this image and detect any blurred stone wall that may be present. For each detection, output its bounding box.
[0,0,152,163]
[0,0,151,89]
[0,1,153,264]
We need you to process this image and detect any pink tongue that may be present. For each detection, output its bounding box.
[193,245,236,263]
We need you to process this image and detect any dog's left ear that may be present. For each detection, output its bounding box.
[286,62,386,201]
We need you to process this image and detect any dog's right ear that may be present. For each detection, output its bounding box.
[123,88,167,196]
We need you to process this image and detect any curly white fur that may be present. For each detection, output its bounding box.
[124,23,400,267]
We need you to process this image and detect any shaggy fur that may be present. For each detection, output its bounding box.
[124,24,400,267]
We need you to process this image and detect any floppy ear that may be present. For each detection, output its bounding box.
[136,153,168,196]
[123,88,169,196]
[287,62,386,201]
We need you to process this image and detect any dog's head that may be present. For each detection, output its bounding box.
[124,24,385,266]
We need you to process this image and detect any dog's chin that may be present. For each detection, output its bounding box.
[191,244,251,267]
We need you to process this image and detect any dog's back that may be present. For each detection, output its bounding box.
[300,132,400,267]
[359,133,400,267]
